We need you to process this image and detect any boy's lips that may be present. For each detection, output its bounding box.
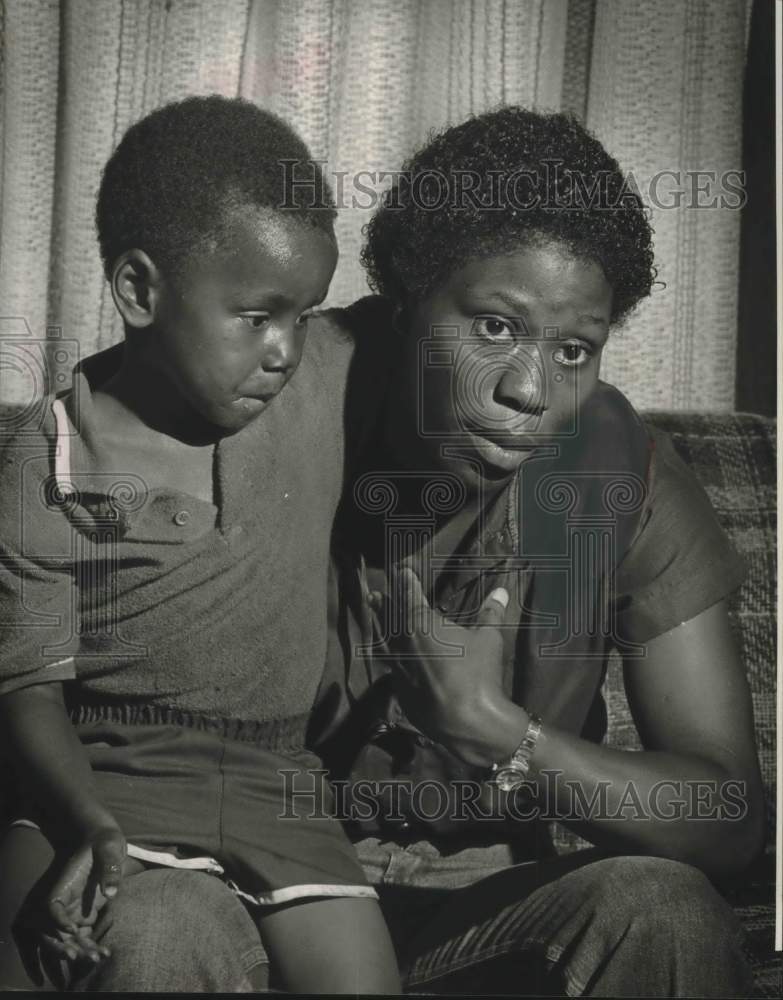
[233,385,281,404]
[238,392,276,403]
[235,376,289,405]
[231,391,277,417]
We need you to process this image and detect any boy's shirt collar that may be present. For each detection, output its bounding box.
[56,344,238,543]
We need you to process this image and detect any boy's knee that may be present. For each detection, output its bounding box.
[76,869,266,992]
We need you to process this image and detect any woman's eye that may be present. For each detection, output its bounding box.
[553,342,592,367]
[296,310,313,327]
[239,314,269,329]
[472,316,515,342]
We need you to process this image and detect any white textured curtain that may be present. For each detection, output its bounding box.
[0,0,749,410]
[587,0,749,409]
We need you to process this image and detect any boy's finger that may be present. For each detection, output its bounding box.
[474,587,509,627]
[59,926,100,964]
[93,830,126,898]
[74,924,106,963]
[48,896,79,936]
[40,930,79,964]
[92,904,114,953]
[42,927,103,967]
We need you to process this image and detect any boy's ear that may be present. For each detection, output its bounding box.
[110,250,163,329]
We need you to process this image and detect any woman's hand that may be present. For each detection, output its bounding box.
[369,566,524,766]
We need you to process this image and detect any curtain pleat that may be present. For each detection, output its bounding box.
[239,0,567,307]
[561,0,595,119]
[0,0,751,411]
[48,0,250,369]
[587,0,748,410]
[0,0,60,404]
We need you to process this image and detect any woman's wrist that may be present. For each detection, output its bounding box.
[443,691,531,769]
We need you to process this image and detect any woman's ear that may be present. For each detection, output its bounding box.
[110,250,162,329]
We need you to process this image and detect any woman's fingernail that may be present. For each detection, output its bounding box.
[489,588,509,608]
[104,886,118,898]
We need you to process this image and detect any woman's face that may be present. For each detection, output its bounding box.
[383,239,613,491]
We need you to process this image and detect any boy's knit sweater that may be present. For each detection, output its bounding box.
[0,306,366,742]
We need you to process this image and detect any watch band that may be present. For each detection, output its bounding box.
[490,713,543,792]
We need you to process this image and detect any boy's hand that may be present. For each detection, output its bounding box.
[16,826,127,972]
[47,826,126,953]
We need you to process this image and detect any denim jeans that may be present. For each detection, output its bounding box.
[353,837,753,995]
[70,835,752,995]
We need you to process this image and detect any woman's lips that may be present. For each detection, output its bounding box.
[467,430,538,472]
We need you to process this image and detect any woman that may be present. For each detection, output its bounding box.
[312,105,764,996]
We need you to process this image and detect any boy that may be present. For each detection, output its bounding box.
[0,95,399,993]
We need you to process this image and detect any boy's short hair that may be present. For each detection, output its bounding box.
[361,107,655,324]
[96,95,335,279]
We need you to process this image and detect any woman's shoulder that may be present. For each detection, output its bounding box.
[310,295,395,342]
[613,415,746,644]
[305,295,395,382]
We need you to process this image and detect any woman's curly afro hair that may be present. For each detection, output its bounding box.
[96,94,335,279]
[362,107,655,325]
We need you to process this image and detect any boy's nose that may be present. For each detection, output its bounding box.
[260,325,302,374]
[493,348,547,415]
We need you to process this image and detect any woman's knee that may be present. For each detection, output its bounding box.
[573,856,738,930]
[563,854,748,974]
[546,856,751,995]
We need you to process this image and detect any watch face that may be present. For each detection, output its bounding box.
[494,766,528,793]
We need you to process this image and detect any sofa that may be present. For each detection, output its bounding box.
[551,411,778,997]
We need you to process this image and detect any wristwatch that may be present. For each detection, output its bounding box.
[489,713,543,792]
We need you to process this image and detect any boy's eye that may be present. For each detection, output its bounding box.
[296,310,314,327]
[471,316,515,343]
[239,314,270,329]
[552,341,592,368]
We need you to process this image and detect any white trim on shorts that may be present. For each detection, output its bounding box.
[6,820,377,906]
[225,880,378,907]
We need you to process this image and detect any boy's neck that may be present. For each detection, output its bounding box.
[96,341,223,447]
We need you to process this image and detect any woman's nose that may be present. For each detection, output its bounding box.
[493,346,547,415]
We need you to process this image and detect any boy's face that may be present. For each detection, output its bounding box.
[384,239,612,490]
[151,207,337,433]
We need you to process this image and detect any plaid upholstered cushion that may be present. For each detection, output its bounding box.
[554,411,778,996]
